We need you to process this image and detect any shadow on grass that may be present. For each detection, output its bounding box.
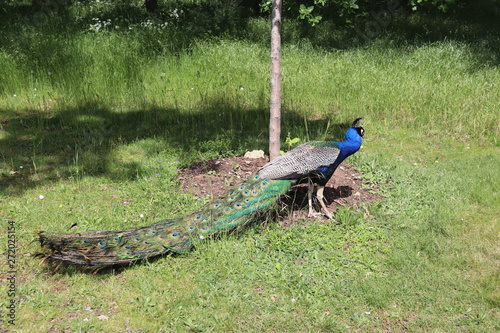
[0,99,354,197]
[0,1,499,65]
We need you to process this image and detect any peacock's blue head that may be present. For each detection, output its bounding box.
[344,118,364,141]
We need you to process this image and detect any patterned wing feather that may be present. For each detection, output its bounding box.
[257,141,340,180]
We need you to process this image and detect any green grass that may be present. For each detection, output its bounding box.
[1,2,499,332]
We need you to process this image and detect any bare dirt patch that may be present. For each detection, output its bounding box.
[178,155,383,226]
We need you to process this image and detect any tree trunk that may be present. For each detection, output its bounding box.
[269,0,282,161]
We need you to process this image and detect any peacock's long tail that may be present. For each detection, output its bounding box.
[37,174,293,267]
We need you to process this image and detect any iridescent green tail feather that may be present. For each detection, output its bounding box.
[37,175,293,267]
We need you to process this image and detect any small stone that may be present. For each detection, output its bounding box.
[244,150,265,159]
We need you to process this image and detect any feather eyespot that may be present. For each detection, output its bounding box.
[83,240,89,244]
[195,215,201,220]
[214,203,220,208]
[244,198,250,203]
[125,246,131,249]
[151,230,157,234]
[135,238,141,241]
[189,226,195,230]
[172,233,178,237]
[239,186,245,190]
[234,203,242,209]
[251,190,258,196]
[99,241,105,246]
[144,241,150,245]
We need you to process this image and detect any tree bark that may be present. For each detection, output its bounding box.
[269,0,282,161]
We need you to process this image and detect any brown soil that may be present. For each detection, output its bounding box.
[178,155,383,226]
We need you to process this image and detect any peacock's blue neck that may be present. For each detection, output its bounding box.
[332,128,363,168]
[308,128,362,185]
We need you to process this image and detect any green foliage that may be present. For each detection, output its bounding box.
[409,0,461,12]
[262,0,471,26]
[280,133,301,154]
[298,3,323,26]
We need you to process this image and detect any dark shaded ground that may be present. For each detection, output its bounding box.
[178,154,383,226]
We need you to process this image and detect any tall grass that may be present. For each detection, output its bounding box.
[2,35,498,143]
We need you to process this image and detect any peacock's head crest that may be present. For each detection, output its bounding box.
[351,118,364,137]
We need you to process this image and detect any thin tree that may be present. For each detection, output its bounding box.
[269,0,282,161]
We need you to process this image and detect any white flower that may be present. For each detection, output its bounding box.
[199,235,205,239]
[38,195,45,199]
[139,214,144,218]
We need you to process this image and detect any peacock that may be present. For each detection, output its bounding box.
[37,118,364,268]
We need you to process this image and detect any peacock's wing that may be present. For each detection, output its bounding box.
[257,141,340,180]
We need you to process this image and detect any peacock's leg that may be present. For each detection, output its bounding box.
[307,182,316,217]
[316,185,333,219]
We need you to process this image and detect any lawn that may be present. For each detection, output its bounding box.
[0,1,499,332]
